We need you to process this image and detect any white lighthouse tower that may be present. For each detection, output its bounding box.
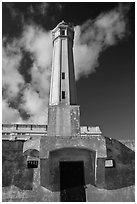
[47,21,80,137]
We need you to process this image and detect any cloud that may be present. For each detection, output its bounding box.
[74,26,101,79]
[22,85,44,115]
[2,39,24,99]
[30,63,50,98]
[2,3,57,124]
[2,24,52,124]
[5,3,19,18]
[20,24,52,69]
[2,100,23,123]
[2,3,130,124]
[37,3,50,16]
[20,84,48,124]
[18,25,52,124]
[28,3,49,15]
[74,3,129,79]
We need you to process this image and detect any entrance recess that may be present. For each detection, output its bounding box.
[60,161,86,202]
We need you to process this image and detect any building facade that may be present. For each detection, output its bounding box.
[2,22,135,202]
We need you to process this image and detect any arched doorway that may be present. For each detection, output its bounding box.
[48,147,96,201]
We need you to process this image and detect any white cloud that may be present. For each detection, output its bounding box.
[74,26,101,79]
[30,63,50,98]
[2,39,24,99]
[2,24,52,124]
[25,109,48,124]
[18,25,52,124]
[2,100,22,123]
[74,4,129,79]
[20,84,48,124]
[20,24,52,69]
[21,85,43,115]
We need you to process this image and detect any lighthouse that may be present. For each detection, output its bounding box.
[2,21,134,202]
[47,21,80,137]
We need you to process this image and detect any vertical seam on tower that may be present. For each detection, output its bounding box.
[67,37,70,105]
[67,37,71,105]
[59,38,62,102]
[49,40,55,105]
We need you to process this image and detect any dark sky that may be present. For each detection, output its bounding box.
[2,2,135,140]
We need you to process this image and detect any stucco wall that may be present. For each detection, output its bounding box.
[40,148,96,191]
[2,136,135,202]
[2,141,33,190]
[2,184,135,202]
[105,137,135,190]
[86,185,135,202]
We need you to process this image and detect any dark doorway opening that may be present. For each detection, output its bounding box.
[60,161,86,202]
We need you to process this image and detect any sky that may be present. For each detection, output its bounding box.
[2,2,135,140]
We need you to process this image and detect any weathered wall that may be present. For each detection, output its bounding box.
[2,184,135,202]
[2,136,135,202]
[2,186,60,202]
[105,137,135,190]
[40,148,96,191]
[47,105,80,137]
[2,141,33,190]
[40,135,107,158]
[86,185,135,202]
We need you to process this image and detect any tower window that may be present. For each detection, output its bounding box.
[62,91,65,99]
[62,72,65,79]
[60,30,65,35]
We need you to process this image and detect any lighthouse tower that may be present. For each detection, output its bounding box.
[47,21,80,137]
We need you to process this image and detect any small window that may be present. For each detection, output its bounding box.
[27,160,38,168]
[105,159,115,168]
[16,125,18,130]
[60,30,65,35]
[62,91,65,99]
[62,72,65,79]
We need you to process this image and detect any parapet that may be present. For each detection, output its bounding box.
[2,124,102,140]
[80,126,102,135]
[2,124,48,132]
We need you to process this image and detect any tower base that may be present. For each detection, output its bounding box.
[47,104,80,137]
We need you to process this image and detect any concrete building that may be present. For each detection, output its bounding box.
[2,21,135,202]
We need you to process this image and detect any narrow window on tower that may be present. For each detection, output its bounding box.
[62,72,65,79]
[62,91,65,99]
[60,29,65,36]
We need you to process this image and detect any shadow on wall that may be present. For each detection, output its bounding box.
[104,137,135,190]
[2,141,33,190]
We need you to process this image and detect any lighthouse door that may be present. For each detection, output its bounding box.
[60,161,86,202]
